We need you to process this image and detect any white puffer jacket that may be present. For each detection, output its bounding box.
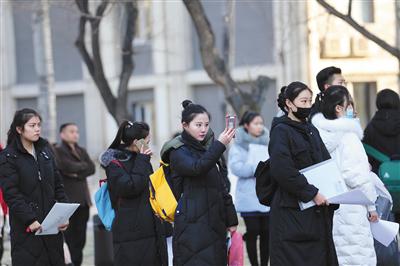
[312,113,377,266]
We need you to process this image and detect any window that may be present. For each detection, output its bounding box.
[135,1,152,45]
[354,0,374,23]
[352,82,377,127]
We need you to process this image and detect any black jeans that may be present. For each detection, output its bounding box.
[243,215,270,266]
[64,205,90,266]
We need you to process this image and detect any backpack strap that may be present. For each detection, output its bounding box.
[363,143,390,163]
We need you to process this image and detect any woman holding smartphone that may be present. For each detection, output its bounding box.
[269,82,338,266]
[0,109,69,266]
[100,121,167,266]
[170,100,238,266]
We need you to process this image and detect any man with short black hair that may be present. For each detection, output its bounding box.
[316,66,346,92]
[54,123,95,266]
[310,66,347,118]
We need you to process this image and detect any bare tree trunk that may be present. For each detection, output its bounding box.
[75,0,137,124]
[33,0,56,143]
[183,0,271,116]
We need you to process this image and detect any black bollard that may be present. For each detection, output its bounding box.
[93,214,114,266]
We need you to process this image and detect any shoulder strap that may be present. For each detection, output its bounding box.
[363,143,390,162]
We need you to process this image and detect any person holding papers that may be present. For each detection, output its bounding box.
[228,111,270,266]
[269,82,338,266]
[100,120,167,266]
[0,109,69,266]
[312,85,378,266]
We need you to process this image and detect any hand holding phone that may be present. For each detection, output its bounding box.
[136,139,149,151]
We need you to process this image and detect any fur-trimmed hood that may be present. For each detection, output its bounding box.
[312,113,363,152]
[99,148,132,168]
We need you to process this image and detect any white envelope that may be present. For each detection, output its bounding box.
[247,144,269,166]
[299,159,348,210]
[36,203,80,235]
[370,220,399,247]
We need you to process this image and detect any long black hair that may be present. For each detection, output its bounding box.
[108,120,150,149]
[181,100,211,124]
[7,108,42,145]
[319,85,350,120]
[277,81,311,114]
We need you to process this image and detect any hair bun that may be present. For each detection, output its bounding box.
[182,100,193,109]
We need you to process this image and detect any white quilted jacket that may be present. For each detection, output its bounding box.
[312,113,378,266]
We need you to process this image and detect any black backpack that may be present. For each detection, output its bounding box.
[255,159,277,206]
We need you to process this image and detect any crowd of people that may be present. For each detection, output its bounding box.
[0,65,399,266]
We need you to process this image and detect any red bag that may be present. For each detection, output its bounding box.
[228,231,244,266]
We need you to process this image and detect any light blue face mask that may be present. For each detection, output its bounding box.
[345,107,354,118]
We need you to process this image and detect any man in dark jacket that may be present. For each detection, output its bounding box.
[54,123,95,266]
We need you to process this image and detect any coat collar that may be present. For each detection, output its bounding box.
[12,136,48,154]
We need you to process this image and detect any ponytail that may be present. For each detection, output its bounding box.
[108,120,150,149]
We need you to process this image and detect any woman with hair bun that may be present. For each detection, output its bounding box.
[268,82,338,266]
[170,100,238,266]
[100,121,167,266]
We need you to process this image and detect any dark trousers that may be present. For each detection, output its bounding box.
[64,205,89,266]
[243,215,270,266]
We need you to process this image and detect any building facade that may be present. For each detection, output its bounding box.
[0,0,398,158]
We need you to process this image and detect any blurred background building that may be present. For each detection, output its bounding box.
[1,0,399,158]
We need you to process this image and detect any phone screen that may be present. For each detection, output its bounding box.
[226,115,236,129]
[136,139,148,150]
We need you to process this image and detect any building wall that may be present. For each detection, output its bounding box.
[307,0,399,126]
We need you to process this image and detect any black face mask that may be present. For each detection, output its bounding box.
[292,106,311,121]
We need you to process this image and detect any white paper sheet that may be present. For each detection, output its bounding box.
[36,203,80,235]
[370,220,399,247]
[247,144,269,166]
[299,159,348,210]
[329,189,374,205]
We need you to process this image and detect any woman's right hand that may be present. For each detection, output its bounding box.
[28,221,42,233]
[218,128,236,145]
[313,192,329,206]
[140,146,153,156]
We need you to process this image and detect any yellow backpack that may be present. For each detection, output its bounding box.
[149,161,177,223]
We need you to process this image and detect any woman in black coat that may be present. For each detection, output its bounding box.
[269,83,338,266]
[0,109,69,266]
[363,89,400,222]
[363,89,400,174]
[100,121,167,266]
[170,100,238,266]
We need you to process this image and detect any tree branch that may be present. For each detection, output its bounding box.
[183,0,246,113]
[115,0,137,122]
[75,0,118,121]
[347,0,352,17]
[317,0,400,60]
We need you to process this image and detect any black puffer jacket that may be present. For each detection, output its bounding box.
[0,138,68,266]
[268,116,338,266]
[100,147,168,266]
[363,109,400,174]
[170,130,238,266]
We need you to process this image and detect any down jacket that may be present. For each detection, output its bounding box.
[0,138,68,266]
[228,126,270,213]
[170,130,238,266]
[312,113,378,266]
[100,147,168,266]
[268,116,338,266]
